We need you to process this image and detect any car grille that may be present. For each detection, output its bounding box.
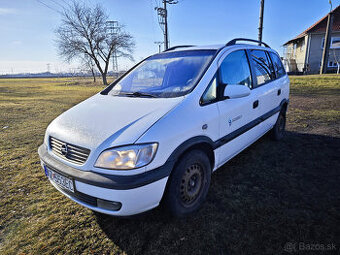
[49,137,90,165]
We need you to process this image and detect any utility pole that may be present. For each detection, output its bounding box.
[320,6,334,74]
[106,21,119,74]
[163,0,169,50]
[258,0,265,44]
[155,0,178,50]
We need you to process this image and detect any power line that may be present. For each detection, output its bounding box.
[47,0,65,10]
[36,0,63,14]
[154,0,178,50]
[106,21,120,73]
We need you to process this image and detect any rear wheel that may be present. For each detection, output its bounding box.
[271,110,286,141]
[164,150,211,217]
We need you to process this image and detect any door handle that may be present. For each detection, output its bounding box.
[253,100,259,109]
[277,89,281,96]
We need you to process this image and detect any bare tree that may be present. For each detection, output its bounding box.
[56,1,135,85]
[81,55,97,82]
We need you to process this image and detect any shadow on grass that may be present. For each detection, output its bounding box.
[95,131,340,255]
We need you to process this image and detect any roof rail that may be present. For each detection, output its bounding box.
[164,45,196,52]
[226,38,270,48]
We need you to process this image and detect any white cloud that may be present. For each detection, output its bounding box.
[0,8,16,15]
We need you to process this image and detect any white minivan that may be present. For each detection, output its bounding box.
[38,39,289,217]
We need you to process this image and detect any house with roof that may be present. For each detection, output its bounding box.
[283,5,340,74]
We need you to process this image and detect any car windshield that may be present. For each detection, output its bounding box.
[108,50,216,98]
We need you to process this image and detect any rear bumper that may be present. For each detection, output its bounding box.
[38,145,171,216]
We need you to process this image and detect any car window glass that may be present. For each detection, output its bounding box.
[201,76,217,104]
[269,52,286,78]
[266,51,276,78]
[131,62,165,87]
[108,50,216,98]
[250,50,273,87]
[219,50,252,88]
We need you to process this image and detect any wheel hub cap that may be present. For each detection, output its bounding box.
[180,163,203,205]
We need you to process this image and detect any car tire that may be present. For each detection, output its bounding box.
[163,150,211,217]
[271,110,286,141]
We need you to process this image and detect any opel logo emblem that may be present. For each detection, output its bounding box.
[61,143,69,156]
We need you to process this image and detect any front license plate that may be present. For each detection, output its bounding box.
[45,167,74,193]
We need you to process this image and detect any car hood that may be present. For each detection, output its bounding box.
[46,93,184,151]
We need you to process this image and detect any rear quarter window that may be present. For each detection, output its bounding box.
[249,49,273,87]
[269,52,286,78]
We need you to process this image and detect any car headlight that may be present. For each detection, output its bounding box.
[94,143,158,170]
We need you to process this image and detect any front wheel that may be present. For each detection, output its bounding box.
[271,110,286,141]
[163,150,211,217]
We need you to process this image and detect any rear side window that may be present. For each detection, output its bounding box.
[249,50,273,87]
[269,52,286,78]
[219,50,252,88]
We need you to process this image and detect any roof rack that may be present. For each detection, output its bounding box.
[226,38,270,48]
[164,45,196,52]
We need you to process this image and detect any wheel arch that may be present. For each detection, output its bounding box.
[161,136,215,202]
[280,99,289,116]
[167,136,215,171]
[160,136,215,207]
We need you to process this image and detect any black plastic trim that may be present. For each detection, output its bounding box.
[226,38,270,48]
[39,145,172,190]
[61,184,97,206]
[167,136,215,162]
[164,45,196,51]
[213,99,288,149]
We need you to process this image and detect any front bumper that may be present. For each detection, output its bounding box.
[38,145,171,216]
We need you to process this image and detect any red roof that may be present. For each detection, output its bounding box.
[284,5,340,45]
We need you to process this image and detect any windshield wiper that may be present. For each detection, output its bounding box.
[119,91,158,98]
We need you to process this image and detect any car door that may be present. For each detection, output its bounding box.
[268,50,290,110]
[248,49,280,130]
[214,49,264,168]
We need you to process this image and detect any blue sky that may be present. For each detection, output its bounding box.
[0,0,339,74]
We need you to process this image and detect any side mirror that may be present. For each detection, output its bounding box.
[224,85,251,99]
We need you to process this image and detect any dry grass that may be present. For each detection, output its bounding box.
[0,75,339,254]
